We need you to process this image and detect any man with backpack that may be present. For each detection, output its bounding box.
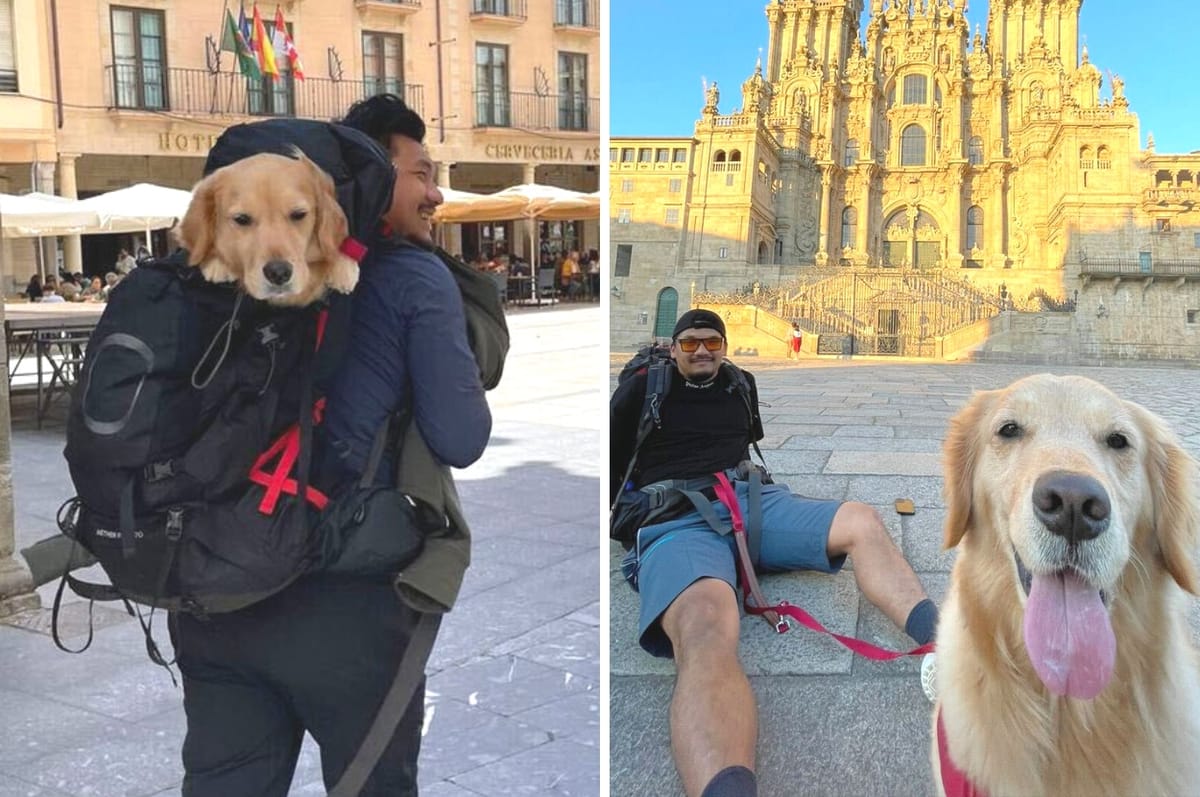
[170,97,491,796]
[610,309,938,797]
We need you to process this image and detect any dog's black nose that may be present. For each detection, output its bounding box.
[1032,470,1110,544]
[263,260,292,286]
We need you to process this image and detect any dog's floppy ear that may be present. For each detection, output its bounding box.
[943,389,995,549]
[303,154,358,293]
[1136,404,1200,594]
[177,172,219,266]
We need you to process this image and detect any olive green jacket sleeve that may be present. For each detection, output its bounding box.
[391,422,471,613]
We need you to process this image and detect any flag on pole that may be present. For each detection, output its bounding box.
[252,4,279,80]
[273,6,304,80]
[221,8,261,78]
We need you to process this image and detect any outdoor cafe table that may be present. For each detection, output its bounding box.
[5,302,104,427]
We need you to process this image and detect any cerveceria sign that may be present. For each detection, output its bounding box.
[485,144,600,162]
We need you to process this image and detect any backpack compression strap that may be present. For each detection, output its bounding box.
[246,307,333,514]
[611,359,671,512]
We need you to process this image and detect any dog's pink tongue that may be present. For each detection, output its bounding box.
[1023,571,1115,699]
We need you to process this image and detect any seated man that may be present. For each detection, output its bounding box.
[610,309,938,797]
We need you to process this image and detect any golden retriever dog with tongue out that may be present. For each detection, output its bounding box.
[932,374,1200,797]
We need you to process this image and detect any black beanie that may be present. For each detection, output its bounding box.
[672,309,726,339]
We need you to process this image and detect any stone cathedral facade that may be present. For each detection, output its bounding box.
[610,0,1200,360]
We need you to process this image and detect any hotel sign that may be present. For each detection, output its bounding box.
[157,132,219,153]
[484,144,599,162]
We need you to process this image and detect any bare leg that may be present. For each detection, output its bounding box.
[661,578,755,797]
[827,502,928,630]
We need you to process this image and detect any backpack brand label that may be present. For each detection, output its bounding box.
[94,527,144,540]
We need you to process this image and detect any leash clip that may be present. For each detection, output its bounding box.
[773,617,790,634]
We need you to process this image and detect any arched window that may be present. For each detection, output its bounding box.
[713,150,726,163]
[966,206,984,251]
[1079,146,1093,169]
[844,139,860,167]
[757,241,769,264]
[903,74,928,105]
[1096,145,1111,169]
[901,125,926,166]
[968,136,983,165]
[653,288,680,339]
[729,150,742,163]
[841,207,858,250]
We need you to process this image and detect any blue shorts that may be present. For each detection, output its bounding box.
[621,482,844,658]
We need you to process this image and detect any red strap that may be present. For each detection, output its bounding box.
[339,237,368,262]
[247,397,330,514]
[711,472,934,661]
[937,707,988,797]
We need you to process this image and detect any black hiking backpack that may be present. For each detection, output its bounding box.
[609,345,766,546]
[55,120,396,660]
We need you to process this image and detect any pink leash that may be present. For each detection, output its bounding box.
[711,472,935,661]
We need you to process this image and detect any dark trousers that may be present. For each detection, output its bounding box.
[171,574,426,797]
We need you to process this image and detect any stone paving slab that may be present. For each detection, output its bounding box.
[1,307,602,797]
[610,359,1200,797]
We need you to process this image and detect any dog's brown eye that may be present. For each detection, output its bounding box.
[232,214,252,227]
[289,209,308,222]
[997,422,1021,439]
[1106,432,1129,450]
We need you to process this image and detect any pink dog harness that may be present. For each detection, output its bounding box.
[936,706,988,797]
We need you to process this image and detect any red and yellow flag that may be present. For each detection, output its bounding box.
[251,4,279,80]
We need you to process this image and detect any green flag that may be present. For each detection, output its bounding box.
[223,8,260,78]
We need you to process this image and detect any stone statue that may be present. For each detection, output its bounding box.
[1111,73,1125,100]
[704,81,719,114]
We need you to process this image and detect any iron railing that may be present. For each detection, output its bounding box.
[470,0,527,18]
[105,64,424,120]
[1077,258,1200,277]
[554,0,599,28]
[699,267,1005,357]
[473,89,598,131]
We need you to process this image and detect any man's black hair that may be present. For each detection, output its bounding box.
[339,93,426,150]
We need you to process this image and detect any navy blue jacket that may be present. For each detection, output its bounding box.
[318,237,491,486]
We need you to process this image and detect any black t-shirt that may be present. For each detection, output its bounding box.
[610,364,763,501]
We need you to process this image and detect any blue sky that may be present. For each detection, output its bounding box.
[610,0,1200,155]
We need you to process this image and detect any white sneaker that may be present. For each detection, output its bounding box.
[920,652,938,703]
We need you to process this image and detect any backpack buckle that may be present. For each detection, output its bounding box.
[165,507,185,542]
[144,460,176,483]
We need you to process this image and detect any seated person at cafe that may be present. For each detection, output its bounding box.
[40,287,65,303]
[24,274,42,302]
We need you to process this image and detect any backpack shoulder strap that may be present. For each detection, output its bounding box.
[611,360,672,509]
[722,362,767,467]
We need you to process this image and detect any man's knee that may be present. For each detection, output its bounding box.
[828,501,890,555]
[661,578,741,663]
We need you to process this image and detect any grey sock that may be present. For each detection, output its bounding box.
[905,598,938,646]
[700,765,757,797]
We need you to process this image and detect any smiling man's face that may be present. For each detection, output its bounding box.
[671,330,726,382]
[383,135,442,246]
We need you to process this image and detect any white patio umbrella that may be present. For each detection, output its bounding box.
[0,192,100,238]
[434,187,528,224]
[491,183,600,221]
[78,183,194,256]
[0,193,102,283]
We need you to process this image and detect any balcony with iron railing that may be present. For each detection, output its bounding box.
[473,90,598,132]
[1077,257,1200,279]
[470,0,527,22]
[553,0,599,30]
[105,64,424,121]
[354,0,421,13]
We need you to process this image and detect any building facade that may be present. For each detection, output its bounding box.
[0,0,600,289]
[611,0,1200,360]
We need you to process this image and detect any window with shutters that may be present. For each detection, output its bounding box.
[111,7,168,109]
[0,0,15,92]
